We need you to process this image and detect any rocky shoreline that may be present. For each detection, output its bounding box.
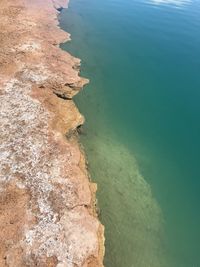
[0,0,104,266]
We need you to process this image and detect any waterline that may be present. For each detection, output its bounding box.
[60,0,200,265]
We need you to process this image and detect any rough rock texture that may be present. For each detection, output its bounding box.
[0,0,104,266]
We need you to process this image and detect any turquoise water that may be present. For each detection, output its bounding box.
[60,1,200,266]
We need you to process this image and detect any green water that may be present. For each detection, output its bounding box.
[60,1,200,266]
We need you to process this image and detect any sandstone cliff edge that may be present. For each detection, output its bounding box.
[0,0,104,266]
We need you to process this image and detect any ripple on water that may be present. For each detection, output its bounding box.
[149,0,192,8]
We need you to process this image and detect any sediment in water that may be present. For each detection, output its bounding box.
[77,125,168,267]
[0,0,104,266]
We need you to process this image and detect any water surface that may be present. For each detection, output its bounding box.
[60,1,200,266]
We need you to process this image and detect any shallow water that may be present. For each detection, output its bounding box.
[60,0,200,266]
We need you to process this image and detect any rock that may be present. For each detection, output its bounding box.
[0,0,104,266]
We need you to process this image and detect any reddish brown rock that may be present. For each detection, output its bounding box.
[0,0,104,266]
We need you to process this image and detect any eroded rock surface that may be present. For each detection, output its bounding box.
[0,1,104,266]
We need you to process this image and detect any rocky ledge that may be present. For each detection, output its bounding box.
[0,0,104,266]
